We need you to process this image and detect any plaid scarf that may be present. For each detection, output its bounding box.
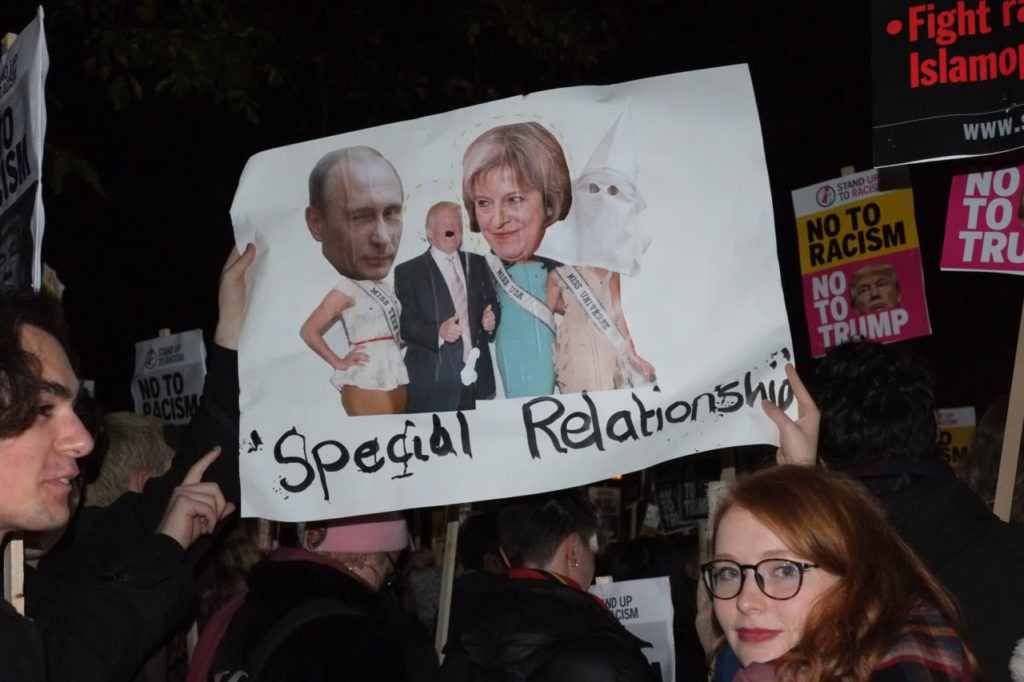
[873,604,974,681]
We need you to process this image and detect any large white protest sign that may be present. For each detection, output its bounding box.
[591,576,675,682]
[232,65,794,521]
[131,329,207,425]
[0,7,47,292]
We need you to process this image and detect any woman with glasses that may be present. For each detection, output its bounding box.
[703,465,977,681]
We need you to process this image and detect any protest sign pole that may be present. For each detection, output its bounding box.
[993,295,1024,521]
[434,519,460,660]
[3,533,24,615]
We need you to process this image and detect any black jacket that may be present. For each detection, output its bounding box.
[396,249,500,413]
[439,569,656,682]
[855,458,1024,682]
[206,548,438,682]
[27,345,240,682]
[0,598,46,682]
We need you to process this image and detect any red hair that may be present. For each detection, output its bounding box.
[712,466,976,681]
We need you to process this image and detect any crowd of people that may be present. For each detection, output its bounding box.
[2,128,1024,680]
[3,250,1024,681]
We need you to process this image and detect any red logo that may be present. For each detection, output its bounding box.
[815,185,836,208]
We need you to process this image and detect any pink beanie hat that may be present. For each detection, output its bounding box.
[301,512,408,554]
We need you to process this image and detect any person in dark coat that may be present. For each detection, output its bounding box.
[446,510,506,647]
[439,489,656,682]
[24,244,254,682]
[192,512,438,682]
[395,201,499,413]
[0,290,95,682]
[810,339,1024,682]
[0,254,241,682]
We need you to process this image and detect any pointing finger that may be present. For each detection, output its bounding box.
[181,446,222,486]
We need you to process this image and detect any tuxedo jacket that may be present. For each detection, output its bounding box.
[395,249,500,413]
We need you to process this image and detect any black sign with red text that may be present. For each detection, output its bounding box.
[873,0,1024,166]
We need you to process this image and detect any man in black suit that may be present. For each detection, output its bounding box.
[395,202,500,413]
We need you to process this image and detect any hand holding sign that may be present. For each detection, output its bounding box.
[157,447,235,550]
[762,363,819,467]
[215,243,257,350]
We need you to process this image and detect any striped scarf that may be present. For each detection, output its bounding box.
[873,604,974,681]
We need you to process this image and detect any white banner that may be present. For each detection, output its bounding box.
[231,66,794,521]
[0,7,47,292]
[131,329,207,425]
[590,576,675,682]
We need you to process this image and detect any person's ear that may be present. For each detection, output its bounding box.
[482,552,506,575]
[128,470,150,494]
[306,206,325,243]
[565,533,583,568]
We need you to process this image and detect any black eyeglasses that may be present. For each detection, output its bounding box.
[700,558,819,600]
[381,553,401,588]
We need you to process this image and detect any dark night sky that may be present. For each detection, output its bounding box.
[8,1,1024,420]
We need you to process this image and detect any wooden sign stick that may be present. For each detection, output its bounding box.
[434,519,460,661]
[3,535,25,615]
[994,295,1024,521]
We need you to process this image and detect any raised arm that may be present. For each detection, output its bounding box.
[762,363,819,467]
[214,243,256,350]
[155,243,256,509]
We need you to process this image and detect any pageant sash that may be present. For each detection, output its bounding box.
[485,254,555,334]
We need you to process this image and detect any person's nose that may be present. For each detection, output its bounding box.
[368,215,391,247]
[736,569,766,614]
[494,208,509,230]
[58,413,94,460]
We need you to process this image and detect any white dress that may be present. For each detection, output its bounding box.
[328,277,409,391]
